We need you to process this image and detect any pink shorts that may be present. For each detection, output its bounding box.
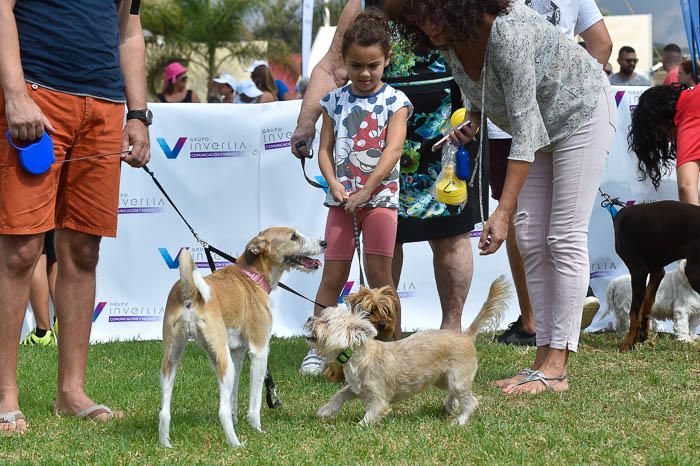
[324,207,398,260]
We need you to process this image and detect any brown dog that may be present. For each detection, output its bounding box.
[158,227,326,447]
[613,201,700,351]
[323,286,399,383]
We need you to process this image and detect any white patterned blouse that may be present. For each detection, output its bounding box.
[443,1,608,163]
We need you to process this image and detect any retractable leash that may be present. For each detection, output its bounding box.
[296,140,366,286]
[142,164,335,409]
[6,130,131,174]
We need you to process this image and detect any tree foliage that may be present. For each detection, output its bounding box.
[141,0,264,93]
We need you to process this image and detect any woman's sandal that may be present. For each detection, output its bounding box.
[490,367,534,388]
[0,410,26,434]
[54,404,123,421]
[510,369,568,392]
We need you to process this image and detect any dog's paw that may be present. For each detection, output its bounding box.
[677,334,694,343]
[443,398,459,415]
[618,341,634,352]
[159,437,173,448]
[317,404,338,419]
[246,414,262,432]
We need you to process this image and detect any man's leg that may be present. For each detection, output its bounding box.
[429,233,473,331]
[0,234,44,433]
[52,229,122,421]
[504,214,536,334]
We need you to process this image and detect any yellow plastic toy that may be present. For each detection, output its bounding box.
[450,107,467,129]
[435,164,467,205]
[433,108,469,206]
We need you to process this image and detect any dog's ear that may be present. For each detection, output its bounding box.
[245,236,270,264]
[347,317,377,347]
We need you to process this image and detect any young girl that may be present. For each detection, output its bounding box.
[300,9,413,375]
[630,84,700,205]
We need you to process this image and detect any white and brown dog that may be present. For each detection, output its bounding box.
[603,260,700,342]
[158,227,326,447]
[305,277,511,426]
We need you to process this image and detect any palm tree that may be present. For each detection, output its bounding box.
[141,0,264,95]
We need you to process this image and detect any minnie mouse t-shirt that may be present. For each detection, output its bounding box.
[320,83,412,209]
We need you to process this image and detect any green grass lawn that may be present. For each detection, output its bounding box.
[2,333,699,465]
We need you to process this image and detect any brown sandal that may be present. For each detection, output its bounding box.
[54,404,123,421]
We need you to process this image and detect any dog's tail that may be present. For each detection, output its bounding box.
[601,280,616,320]
[465,276,512,340]
[178,248,211,307]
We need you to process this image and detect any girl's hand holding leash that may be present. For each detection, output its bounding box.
[345,188,370,213]
[329,180,349,204]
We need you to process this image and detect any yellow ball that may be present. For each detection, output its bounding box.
[450,108,467,129]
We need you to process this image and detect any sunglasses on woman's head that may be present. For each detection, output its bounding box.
[178,75,188,82]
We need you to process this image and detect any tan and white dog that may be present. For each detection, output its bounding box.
[323,285,399,383]
[158,227,326,447]
[305,277,511,426]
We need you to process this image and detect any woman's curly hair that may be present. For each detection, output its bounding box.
[384,0,511,49]
[628,84,687,189]
[342,7,392,58]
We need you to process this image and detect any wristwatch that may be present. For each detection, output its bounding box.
[126,109,153,126]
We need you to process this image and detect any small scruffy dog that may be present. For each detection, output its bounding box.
[305,277,511,425]
[323,285,399,383]
[604,260,700,342]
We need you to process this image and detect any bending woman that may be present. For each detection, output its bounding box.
[387,0,616,394]
[629,84,700,205]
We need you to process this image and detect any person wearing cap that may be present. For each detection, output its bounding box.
[156,62,200,103]
[236,80,263,103]
[213,74,237,103]
[247,60,291,102]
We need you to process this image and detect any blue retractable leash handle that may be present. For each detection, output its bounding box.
[6,130,55,175]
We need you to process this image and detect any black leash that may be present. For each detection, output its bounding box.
[599,188,627,218]
[300,156,326,189]
[142,165,326,309]
[296,141,367,287]
[143,164,335,409]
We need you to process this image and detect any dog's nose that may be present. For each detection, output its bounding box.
[377,320,386,331]
[320,240,327,248]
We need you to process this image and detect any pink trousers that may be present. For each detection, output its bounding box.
[515,84,616,351]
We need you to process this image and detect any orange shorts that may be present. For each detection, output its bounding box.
[0,84,124,237]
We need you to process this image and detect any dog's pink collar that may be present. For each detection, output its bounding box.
[240,268,272,294]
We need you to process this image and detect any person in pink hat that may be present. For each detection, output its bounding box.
[156,62,200,103]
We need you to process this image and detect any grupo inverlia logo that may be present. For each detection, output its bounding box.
[158,246,234,270]
[93,301,163,323]
[118,192,166,215]
[262,127,293,151]
[157,136,248,159]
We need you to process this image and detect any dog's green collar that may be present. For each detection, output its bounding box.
[336,347,353,364]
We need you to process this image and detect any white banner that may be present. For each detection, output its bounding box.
[22,86,676,342]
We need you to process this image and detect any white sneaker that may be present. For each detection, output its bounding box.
[300,349,325,376]
[581,296,600,330]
